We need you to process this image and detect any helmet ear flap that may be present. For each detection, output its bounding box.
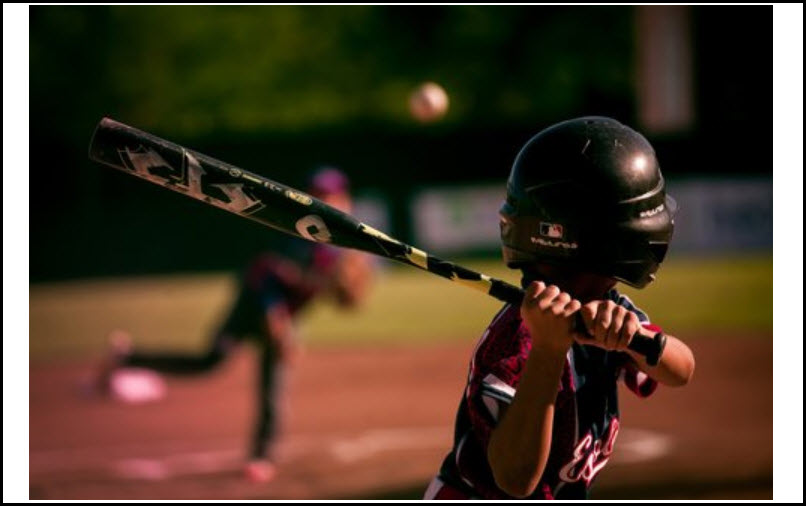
[648,242,669,264]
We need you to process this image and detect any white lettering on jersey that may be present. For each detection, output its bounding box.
[558,418,620,485]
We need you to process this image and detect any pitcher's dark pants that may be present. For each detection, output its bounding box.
[123,284,285,460]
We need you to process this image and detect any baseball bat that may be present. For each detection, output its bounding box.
[88,117,666,365]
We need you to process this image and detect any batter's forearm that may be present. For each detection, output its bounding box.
[627,331,695,386]
[487,345,568,498]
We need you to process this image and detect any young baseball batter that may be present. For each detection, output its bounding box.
[99,167,374,483]
[424,117,696,500]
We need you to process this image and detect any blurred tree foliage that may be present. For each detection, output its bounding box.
[30,5,634,142]
[28,5,769,281]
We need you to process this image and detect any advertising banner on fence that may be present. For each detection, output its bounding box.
[411,179,772,255]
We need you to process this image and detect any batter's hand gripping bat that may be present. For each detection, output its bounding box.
[88,118,667,365]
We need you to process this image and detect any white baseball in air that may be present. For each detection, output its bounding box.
[409,82,449,123]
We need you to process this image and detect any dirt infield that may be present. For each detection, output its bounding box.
[29,334,771,500]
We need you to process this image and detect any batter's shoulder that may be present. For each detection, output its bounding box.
[487,303,522,337]
[472,304,530,367]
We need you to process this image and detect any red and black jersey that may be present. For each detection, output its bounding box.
[428,290,658,500]
[216,240,344,338]
[244,240,343,315]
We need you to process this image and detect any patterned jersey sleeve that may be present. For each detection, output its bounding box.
[464,306,531,448]
[614,293,659,398]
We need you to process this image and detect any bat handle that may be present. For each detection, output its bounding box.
[573,313,666,366]
[489,280,666,365]
[628,328,667,367]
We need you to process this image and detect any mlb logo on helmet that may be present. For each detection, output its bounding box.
[540,222,564,239]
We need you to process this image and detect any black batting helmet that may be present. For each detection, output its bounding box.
[499,116,676,288]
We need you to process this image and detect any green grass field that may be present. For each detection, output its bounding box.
[29,254,772,361]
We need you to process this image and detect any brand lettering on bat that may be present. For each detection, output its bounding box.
[295,215,332,243]
[119,147,264,215]
[285,190,313,206]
